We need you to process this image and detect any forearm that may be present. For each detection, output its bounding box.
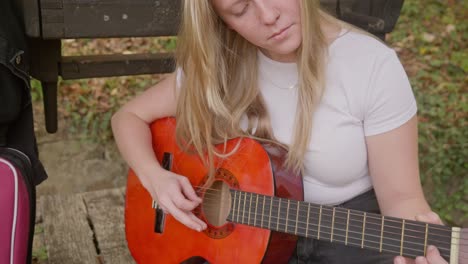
[111,111,165,184]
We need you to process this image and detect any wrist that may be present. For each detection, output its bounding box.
[382,197,431,220]
[135,162,168,185]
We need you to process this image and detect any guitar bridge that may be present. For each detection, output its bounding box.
[153,152,172,234]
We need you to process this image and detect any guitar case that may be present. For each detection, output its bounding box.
[0,147,36,264]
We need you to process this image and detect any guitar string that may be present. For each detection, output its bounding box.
[196,193,468,250]
[192,186,463,235]
[196,187,462,238]
[194,191,467,249]
[161,203,464,257]
[151,184,465,248]
[201,191,467,247]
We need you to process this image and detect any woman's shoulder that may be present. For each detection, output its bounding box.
[330,28,395,61]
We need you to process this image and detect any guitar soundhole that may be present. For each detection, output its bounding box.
[201,180,234,239]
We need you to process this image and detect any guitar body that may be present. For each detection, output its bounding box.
[125,118,304,264]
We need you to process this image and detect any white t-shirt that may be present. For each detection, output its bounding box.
[177,29,417,205]
[255,29,417,205]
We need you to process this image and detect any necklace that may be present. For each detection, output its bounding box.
[259,70,299,90]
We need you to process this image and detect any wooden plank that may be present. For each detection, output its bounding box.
[21,0,42,37]
[41,194,98,264]
[83,188,135,264]
[40,0,181,38]
[59,53,175,80]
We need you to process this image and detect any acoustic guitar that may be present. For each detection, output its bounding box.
[125,117,467,264]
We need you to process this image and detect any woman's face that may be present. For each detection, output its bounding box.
[212,0,302,62]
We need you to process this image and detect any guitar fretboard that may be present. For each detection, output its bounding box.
[226,190,452,260]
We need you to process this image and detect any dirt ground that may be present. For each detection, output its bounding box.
[33,109,128,197]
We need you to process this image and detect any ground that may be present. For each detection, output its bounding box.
[33,106,128,197]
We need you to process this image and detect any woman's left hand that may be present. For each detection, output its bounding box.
[393,212,447,264]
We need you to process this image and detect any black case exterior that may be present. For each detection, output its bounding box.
[0,0,47,185]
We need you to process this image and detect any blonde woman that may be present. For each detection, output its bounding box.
[112,1,447,263]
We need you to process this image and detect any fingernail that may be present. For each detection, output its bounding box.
[394,256,404,264]
[415,256,425,264]
[427,245,437,253]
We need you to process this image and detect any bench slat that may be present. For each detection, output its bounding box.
[41,194,97,264]
[83,188,135,264]
[60,53,175,79]
[40,0,181,39]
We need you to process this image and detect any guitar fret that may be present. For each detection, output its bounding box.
[331,207,336,242]
[262,195,265,228]
[277,198,281,231]
[295,201,299,235]
[380,216,385,252]
[230,191,236,221]
[400,219,405,256]
[237,191,241,223]
[345,209,350,246]
[254,194,259,227]
[268,196,273,230]
[306,203,310,238]
[248,193,253,225]
[318,205,322,240]
[242,192,247,224]
[424,223,428,256]
[285,200,290,233]
[362,212,366,249]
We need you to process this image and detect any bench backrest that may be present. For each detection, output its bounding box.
[19,0,404,133]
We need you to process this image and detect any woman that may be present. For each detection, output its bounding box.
[111,1,447,263]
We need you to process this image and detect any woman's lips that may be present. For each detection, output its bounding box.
[269,24,293,40]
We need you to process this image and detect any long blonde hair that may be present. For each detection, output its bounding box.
[175,0,346,177]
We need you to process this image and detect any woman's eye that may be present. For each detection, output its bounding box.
[234,4,249,17]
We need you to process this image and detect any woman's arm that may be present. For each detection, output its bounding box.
[366,115,430,218]
[111,72,206,231]
[365,115,446,264]
[112,73,178,180]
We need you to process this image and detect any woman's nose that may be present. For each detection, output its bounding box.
[256,1,280,25]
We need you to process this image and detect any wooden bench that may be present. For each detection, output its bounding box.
[21,0,404,133]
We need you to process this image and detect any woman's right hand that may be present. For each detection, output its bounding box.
[111,72,206,231]
[141,169,207,232]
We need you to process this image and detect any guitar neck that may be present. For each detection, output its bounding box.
[227,189,458,261]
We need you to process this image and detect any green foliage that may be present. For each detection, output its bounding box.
[388,0,467,226]
[30,79,43,102]
[32,246,48,261]
[56,76,160,141]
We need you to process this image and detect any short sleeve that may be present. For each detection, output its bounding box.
[363,50,417,136]
[175,67,184,91]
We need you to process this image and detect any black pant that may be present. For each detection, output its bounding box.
[288,190,395,264]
